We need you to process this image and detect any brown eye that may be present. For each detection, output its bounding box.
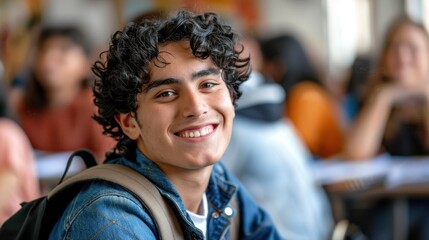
[157,90,176,98]
[201,82,219,89]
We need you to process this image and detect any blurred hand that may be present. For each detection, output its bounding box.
[379,82,429,105]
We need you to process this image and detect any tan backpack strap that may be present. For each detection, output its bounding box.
[229,194,241,240]
[49,164,183,240]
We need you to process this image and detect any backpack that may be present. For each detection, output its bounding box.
[0,149,183,240]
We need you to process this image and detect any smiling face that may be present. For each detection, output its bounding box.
[117,40,235,174]
[384,23,429,87]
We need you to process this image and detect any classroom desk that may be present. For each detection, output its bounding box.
[313,155,429,240]
[326,184,429,240]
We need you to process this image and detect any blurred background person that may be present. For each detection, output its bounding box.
[341,55,373,123]
[260,34,344,159]
[343,16,429,240]
[344,16,429,160]
[0,66,39,226]
[222,35,334,239]
[10,25,115,162]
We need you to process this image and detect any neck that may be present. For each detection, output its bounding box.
[167,166,212,214]
[47,85,81,109]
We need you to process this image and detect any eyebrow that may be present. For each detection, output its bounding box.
[144,78,178,93]
[191,67,220,80]
[144,67,221,92]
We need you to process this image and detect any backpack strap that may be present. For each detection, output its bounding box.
[58,149,98,184]
[48,164,183,240]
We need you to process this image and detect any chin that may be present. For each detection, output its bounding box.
[186,155,221,169]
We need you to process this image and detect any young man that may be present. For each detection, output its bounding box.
[49,10,284,239]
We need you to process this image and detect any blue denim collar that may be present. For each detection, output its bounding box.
[106,150,238,238]
[207,164,238,211]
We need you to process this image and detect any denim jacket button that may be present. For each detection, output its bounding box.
[224,207,233,216]
[211,211,220,218]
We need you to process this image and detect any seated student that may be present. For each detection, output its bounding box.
[261,34,344,159]
[0,77,39,225]
[11,26,115,162]
[344,16,429,160]
[343,16,429,240]
[222,70,334,239]
[222,35,333,239]
[49,10,283,239]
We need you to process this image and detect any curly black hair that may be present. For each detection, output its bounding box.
[92,10,251,159]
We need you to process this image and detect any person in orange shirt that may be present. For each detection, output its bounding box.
[261,34,344,159]
[11,26,115,162]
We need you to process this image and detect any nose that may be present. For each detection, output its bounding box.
[39,48,60,69]
[396,44,413,65]
[181,89,208,118]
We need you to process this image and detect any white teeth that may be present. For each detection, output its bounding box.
[179,126,214,138]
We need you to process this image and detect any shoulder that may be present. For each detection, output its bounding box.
[287,81,337,117]
[0,119,33,165]
[0,118,30,148]
[289,81,329,101]
[51,180,158,239]
[0,119,24,138]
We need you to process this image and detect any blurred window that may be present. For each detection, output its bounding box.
[406,0,429,31]
[325,0,372,73]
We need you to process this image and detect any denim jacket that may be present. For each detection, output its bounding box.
[49,150,284,239]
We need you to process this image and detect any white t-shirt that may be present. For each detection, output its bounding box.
[186,193,208,239]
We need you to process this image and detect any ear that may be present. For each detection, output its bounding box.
[114,113,140,140]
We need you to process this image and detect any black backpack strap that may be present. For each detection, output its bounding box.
[58,149,98,184]
[49,164,183,240]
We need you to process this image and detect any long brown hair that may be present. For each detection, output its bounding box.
[370,16,429,155]
[375,16,429,85]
